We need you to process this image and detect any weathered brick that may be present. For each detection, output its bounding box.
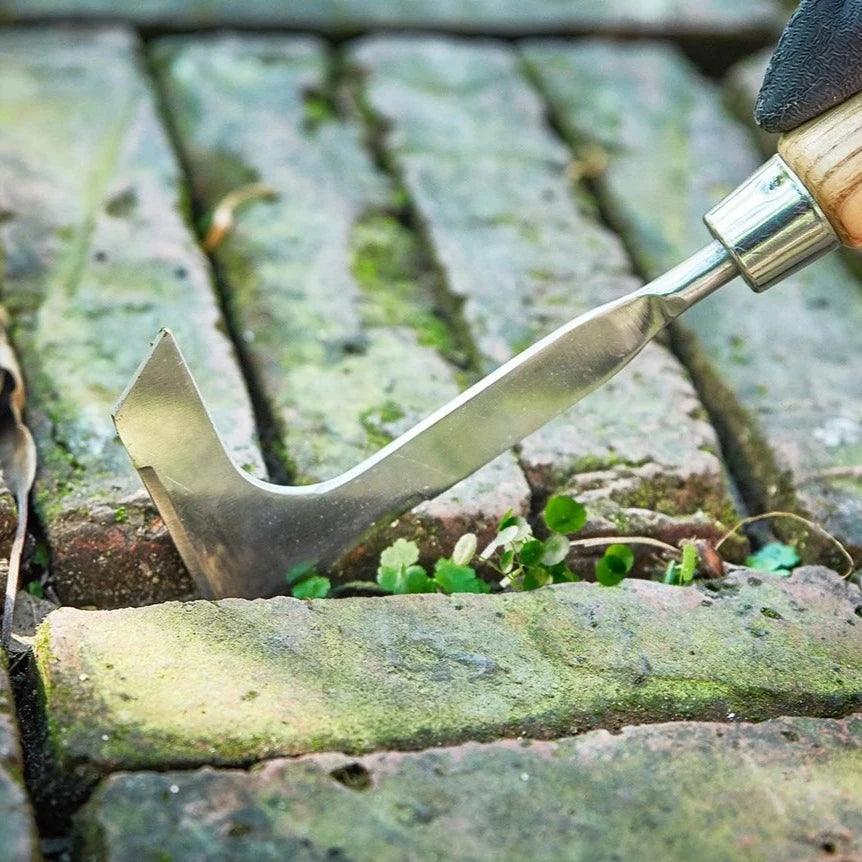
[352,36,740,554]
[523,39,862,563]
[151,34,529,574]
[0,28,263,607]
[33,567,862,803]
[0,657,39,862]
[75,713,862,862]
[0,0,783,39]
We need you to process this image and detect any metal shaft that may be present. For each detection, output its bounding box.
[345,241,736,507]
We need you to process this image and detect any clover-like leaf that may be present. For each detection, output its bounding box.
[595,543,634,587]
[291,575,331,599]
[521,566,553,591]
[519,539,545,566]
[452,533,477,566]
[499,548,516,574]
[543,495,587,535]
[378,562,434,594]
[433,559,490,594]
[402,565,436,594]
[380,538,420,570]
[541,533,570,566]
[546,561,579,583]
[376,565,401,593]
[596,557,627,586]
[745,542,800,574]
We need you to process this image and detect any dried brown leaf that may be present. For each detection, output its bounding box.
[202,183,278,252]
[0,316,36,647]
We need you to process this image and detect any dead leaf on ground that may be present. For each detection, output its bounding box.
[0,311,36,648]
[202,183,278,252]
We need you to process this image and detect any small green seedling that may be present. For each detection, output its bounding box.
[479,497,580,591]
[596,544,635,586]
[287,561,332,599]
[664,542,698,586]
[376,537,489,595]
[745,541,800,575]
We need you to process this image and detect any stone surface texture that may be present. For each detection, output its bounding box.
[0,0,783,37]
[723,49,778,153]
[151,34,529,573]
[34,567,862,798]
[353,36,740,553]
[523,39,862,564]
[0,657,39,862]
[76,712,862,862]
[0,27,262,607]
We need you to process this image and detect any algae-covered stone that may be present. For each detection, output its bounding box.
[151,34,529,569]
[352,36,639,369]
[0,657,39,861]
[75,713,862,862]
[0,28,263,607]
[352,36,739,550]
[0,0,783,39]
[34,567,862,802]
[523,39,862,564]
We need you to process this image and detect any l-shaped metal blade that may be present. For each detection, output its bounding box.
[113,242,735,599]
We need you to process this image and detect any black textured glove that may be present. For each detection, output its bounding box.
[756,0,862,132]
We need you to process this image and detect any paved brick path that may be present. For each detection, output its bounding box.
[0,5,859,860]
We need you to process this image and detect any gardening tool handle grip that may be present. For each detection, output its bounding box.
[779,93,862,248]
[756,0,862,132]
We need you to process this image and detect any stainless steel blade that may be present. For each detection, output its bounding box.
[113,241,736,598]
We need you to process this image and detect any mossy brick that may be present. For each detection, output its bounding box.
[75,712,862,862]
[352,36,740,553]
[33,566,862,805]
[0,27,263,607]
[0,657,39,862]
[523,39,862,565]
[151,34,529,571]
[0,0,783,39]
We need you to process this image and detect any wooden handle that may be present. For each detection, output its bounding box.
[779,91,862,248]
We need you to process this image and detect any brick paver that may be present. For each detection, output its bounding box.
[33,567,862,805]
[3,22,861,861]
[0,28,263,607]
[523,39,862,563]
[0,0,783,38]
[75,713,862,862]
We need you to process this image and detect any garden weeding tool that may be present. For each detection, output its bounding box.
[114,0,862,599]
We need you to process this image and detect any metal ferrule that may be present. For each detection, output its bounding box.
[704,154,838,292]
